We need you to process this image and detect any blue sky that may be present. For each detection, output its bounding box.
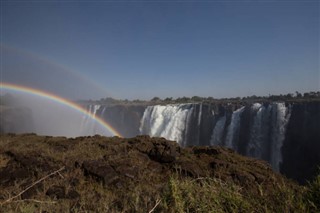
[1,0,319,100]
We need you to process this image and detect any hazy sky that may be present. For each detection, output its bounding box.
[1,0,319,100]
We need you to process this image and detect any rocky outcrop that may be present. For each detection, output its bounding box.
[0,134,311,212]
[0,134,289,191]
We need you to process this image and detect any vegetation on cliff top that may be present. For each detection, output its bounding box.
[1,91,319,106]
[0,134,319,212]
[78,91,320,105]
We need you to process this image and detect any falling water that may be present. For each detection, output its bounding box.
[139,104,193,145]
[225,107,245,149]
[79,105,101,135]
[270,103,291,171]
[210,115,226,146]
[247,103,264,158]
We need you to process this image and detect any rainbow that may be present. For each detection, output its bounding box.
[0,82,122,137]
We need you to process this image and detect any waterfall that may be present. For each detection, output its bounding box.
[139,104,193,145]
[270,103,291,172]
[79,104,101,135]
[101,106,106,117]
[198,103,202,126]
[137,102,293,171]
[92,105,101,119]
[182,106,194,147]
[210,115,226,146]
[242,103,291,171]
[225,106,245,150]
[247,103,264,158]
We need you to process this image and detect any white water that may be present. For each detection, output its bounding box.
[247,103,264,158]
[182,105,195,147]
[198,103,202,126]
[245,103,291,171]
[138,102,291,172]
[210,115,226,146]
[139,104,193,145]
[79,105,105,136]
[270,103,291,171]
[225,106,245,149]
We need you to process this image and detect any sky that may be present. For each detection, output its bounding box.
[1,0,319,100]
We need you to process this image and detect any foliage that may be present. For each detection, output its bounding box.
[76,91,320,105]
[305,173,320,212]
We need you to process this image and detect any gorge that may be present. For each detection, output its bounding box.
[1,100,319,183]
[88,101,320,183]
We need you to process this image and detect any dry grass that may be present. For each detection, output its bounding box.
[0,134,318,212]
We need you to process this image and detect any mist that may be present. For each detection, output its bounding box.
[0,92,114,137]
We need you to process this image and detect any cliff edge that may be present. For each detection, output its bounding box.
[0,134,318,212]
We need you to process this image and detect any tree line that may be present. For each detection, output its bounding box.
[80,91,320,105]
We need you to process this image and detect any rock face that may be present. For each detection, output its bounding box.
[94,104,146,137]
[282,102,320,183]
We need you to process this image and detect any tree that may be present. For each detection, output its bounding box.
[151,97,161,102]
[285,93,293,99]
[191,96,203,102]
[176,97,190,103]
[207,96,214,101]
[295,91,302,98]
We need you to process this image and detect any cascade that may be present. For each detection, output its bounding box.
[101,106,106,117]
[246,104,273,161]
[247,103,264,159]
[270,103,291,171]
[210,115,226,146]
[82,102,304,173]
[139,104,193,145]
[198,103,202,126]
[79,105,101,135]
[182,105,194,147]
[137,103,291,171]
[225,106,245,150]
